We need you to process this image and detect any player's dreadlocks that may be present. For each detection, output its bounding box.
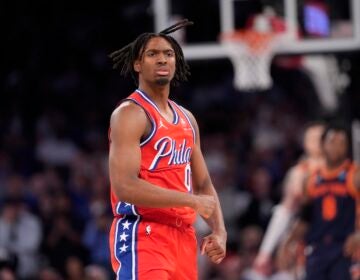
[109,19,193,87]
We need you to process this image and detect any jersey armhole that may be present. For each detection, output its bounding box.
[123,98,157,147]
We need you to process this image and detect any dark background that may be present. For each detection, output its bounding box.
[0,1,359,279]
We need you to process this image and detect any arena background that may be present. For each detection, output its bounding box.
[1,1,360,279]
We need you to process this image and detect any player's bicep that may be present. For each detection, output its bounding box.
[109,103,148,189]
[354,166,360,191]
[282,167,306,210]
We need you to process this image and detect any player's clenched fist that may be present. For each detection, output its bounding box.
[192,194,216,219]
[344,232,360,261]
[200,233,227,264]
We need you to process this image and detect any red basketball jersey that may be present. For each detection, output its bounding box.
[110,89,196,225]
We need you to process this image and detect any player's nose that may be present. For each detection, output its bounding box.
[157,53,167,64]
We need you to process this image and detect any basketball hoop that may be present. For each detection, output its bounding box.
[222,29,278,91]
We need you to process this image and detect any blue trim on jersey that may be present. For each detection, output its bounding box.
[115,215,140,280]
[169,101,179,124]
[136,89,179,124]
[126,98,157,147]
[140,114,156,147]
[316,174,322,184]
[316,170,348,185]
[338,171,346,182]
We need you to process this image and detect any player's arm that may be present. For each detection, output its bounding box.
[254,165,306,273]
[109,102,214,217]
[344,165,360,260]
[276,217,309,269]
[354,165,360,190]
[276,189,312,269]
[282,165,309,211]
[185,109,226,264]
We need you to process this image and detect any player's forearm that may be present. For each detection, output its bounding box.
[286,220,308,244]
[112,176,197,209]
[199,183,226,236]
[205,204,227,237]
[259,204,293,256]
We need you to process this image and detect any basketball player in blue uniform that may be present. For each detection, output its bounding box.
[279,123,360,280]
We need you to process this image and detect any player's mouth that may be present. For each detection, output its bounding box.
[155,68,170,76]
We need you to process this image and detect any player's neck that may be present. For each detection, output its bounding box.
[138,84,170,110]
[326,158,348,170]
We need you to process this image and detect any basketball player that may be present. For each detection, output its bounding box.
[108,20,226,279]
[254,122,325,275]
[280,123,360,280]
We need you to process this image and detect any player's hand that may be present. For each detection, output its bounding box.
[200,232,226,264]
[253,252,272,276]
[275,240,298,271]
[350,262,360,280]
[344,232,360,261]
[193,194,216,219]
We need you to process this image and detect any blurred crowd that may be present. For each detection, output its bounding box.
[1,1,360,280]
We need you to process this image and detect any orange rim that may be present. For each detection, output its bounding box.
[222,30,275,53]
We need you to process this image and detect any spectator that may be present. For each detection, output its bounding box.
[0,197,42,279]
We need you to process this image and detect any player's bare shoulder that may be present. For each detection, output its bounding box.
[111,100,146,124]
[110,100,150,139]
[282,160,310,199]
[284,163,306,185]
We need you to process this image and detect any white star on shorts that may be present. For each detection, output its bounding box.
[122,220,131,230]
[119,232,129,241]
[119,243,128,253]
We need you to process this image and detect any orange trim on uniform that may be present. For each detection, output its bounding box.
[307,184,349,198]
[109,219,121,274]
[346,163,359,198]
[319,160,351,179]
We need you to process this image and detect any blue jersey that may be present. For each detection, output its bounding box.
[305,160,358,244]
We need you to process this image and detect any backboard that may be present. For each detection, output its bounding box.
[153,0,360,60]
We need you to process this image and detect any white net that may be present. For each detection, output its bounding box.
[223,31,278,91]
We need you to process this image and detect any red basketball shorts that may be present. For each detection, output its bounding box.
[110,215,197,279]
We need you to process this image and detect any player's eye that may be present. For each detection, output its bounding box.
[166,51,174,57]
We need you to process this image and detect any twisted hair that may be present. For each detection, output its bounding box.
[109,19,193,86]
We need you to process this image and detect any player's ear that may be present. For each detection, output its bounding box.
[134,60,141,73]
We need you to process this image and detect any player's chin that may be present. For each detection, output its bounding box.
[155,77,170,86]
